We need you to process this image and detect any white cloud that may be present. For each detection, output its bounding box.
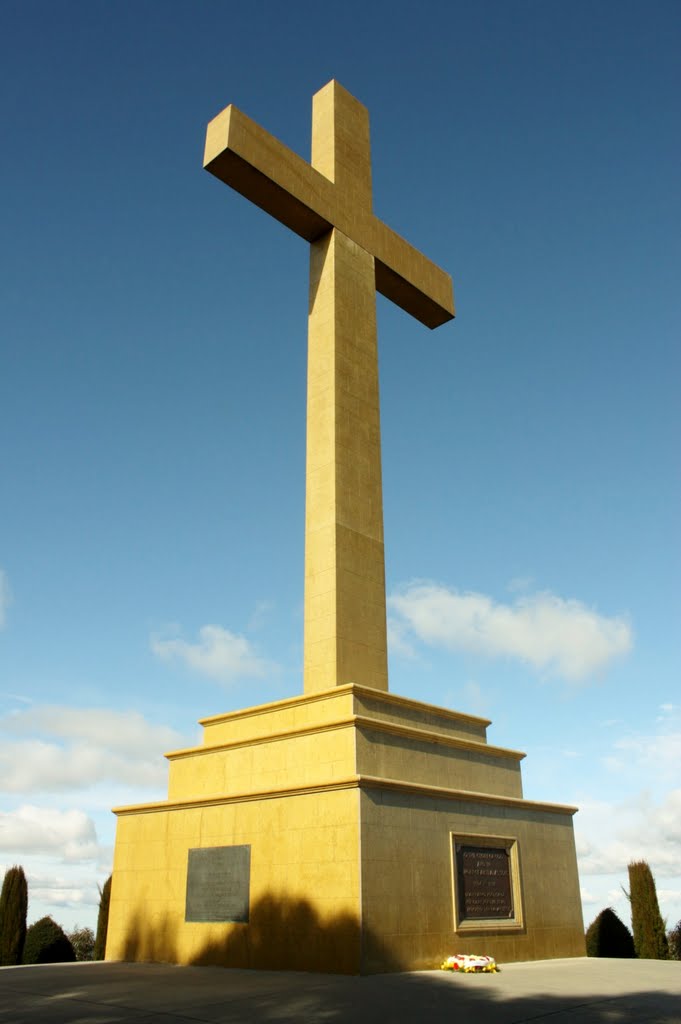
[30,882,94,908]
[247,600,275,632]
[387,617,416,659]
[151,623,272,684]
[506,576,535,593]
[23,869,102,910]
[0,569,11,628]
[576,789,681,879]
[577,709,681,928]
[0,706,188,793]
[657,887,681,906]
[603,708,681,784]
[0,739,174,793]
[607,732,681,783]
[3,706,183,757]
[389,582,632,680]
[0,806,99,862]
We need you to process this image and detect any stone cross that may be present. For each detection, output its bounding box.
[204,80,454,695]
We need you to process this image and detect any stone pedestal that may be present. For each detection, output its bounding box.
[107,686,585,972]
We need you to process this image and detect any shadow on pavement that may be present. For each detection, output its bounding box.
[0,959,680,1023]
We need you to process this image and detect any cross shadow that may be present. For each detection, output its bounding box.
[119,890,401,974]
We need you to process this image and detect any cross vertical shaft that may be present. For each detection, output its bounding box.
[203,78,454,695]
[304,83,388,693]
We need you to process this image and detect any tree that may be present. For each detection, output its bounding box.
[68,925,95,961]
[0,865,28,966]
[22,916,75,964]
[668,919,681,961]
[93,875,112,960]
[585,907,635,957]
[627,860,669,959]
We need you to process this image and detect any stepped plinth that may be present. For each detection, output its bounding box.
[108,686,584,972]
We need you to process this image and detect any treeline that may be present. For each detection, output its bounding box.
[586,860,681,960]
[0,865,112,966]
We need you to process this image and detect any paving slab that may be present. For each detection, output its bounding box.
[0,958,679,1023]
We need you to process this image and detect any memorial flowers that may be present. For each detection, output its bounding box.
[440,953,499,973]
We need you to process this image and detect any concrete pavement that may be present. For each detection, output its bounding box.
[0,957,679,1023]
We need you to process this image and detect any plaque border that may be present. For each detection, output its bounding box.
[449,832,524,934]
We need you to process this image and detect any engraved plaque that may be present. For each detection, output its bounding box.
[455,844,513,920]
[185,845,251,923]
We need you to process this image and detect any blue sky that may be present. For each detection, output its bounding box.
[1,0,679,941]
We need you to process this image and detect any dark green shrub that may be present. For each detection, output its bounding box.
[627,861,669,959]
[668,919,681,961]
[22,916,75,964]
[93,875,111,960]
[585,907,635,957]
[0,865,28,965]
[68,925,95,961]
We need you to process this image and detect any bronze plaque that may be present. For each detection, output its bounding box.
[455,843,513,920]
[185,845,250,923]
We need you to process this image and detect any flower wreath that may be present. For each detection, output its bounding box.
[441,953,498,973]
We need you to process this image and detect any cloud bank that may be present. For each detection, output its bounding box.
[26,870,101,909]
[389,582,632,680]
[576,706,681,925]
[0,706,187,793]
[606,729,681,784]
[0,806,99,862]
[576,788,681,878]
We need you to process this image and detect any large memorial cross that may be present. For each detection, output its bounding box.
[204,80,454,694]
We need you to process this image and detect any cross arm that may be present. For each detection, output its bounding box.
[204,106,455,329]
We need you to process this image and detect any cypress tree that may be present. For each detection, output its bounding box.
[585,907,635,957]
[628,860,669,959]
[93,875,112,960]
[0,865,28,965]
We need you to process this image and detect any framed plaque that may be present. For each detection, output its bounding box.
[451,834,523,932]
[185,845,251,923]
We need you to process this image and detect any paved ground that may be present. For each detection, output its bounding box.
[0,958,679,1023]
